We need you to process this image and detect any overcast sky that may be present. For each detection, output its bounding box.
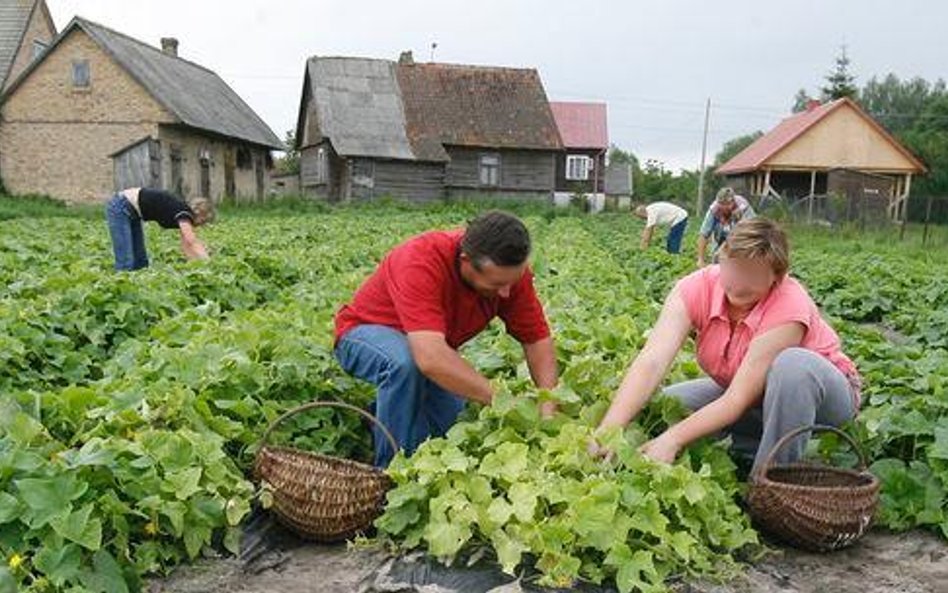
[47,0,948,171]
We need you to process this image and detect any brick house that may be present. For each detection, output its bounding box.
[0,16,282,203]
[296,52,563,201]
[0,0,56,91]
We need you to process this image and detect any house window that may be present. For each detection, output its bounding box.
[72,60,90,88]
[32,40,47,60]
[479,154,500,186]
[566,155,591,181]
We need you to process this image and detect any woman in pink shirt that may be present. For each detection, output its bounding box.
[596,218,860,471]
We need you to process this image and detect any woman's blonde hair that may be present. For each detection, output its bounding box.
[188,197,215,225]
[721,218,790,277]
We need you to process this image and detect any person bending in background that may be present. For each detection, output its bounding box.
[105,187,213,271]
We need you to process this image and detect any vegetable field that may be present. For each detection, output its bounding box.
[1,200,947,592]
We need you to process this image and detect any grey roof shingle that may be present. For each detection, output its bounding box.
[0,0,35,87]
[305,57,419,160]
[3,16,283,149]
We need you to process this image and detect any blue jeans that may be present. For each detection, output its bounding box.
[664,348,855,471]
[334,325,466,467]
[106,194,148,271]
[666,217,688,254]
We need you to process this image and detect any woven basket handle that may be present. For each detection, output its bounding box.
[752,424,869,482]
[259,400,399,454]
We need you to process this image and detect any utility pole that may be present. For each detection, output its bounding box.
[696,97,711,217]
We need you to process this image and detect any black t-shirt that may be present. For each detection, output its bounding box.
[138,189,194,229]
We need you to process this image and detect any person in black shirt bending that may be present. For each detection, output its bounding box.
[105,187,213,271]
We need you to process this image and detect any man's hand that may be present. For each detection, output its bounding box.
[587,437,614,462]
[539,400,558,419]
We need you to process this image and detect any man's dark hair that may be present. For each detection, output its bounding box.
[461,211,531,268]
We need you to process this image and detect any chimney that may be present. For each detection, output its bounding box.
[161,37,179,57]
[398,50,414,65]
[806,99,821,112]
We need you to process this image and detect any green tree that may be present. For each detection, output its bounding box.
[274,130,300,175]
[607,144,638,168]
[792,88,813,113]
[860,73,947,134]
[713,131,764,167]
[901,95,948,196]
[820,46,858,101]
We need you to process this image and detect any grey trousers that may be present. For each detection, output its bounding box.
[663,347,856,471]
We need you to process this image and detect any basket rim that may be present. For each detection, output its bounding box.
[752,462,880,492]
[255,443,386,476]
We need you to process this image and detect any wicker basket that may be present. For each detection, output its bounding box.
[253,401,398,542]
[746,424,880,552]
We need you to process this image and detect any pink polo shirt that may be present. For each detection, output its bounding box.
[676,265,861,407]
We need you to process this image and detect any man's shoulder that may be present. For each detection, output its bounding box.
[386,229,462,276]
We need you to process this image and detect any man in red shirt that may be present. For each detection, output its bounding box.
[334,211,558,467]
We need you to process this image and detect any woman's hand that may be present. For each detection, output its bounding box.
[639,433,682,464]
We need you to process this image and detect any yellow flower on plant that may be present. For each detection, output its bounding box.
[8,553,23,569]
[145,520,159,536]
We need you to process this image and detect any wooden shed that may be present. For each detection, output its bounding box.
[716,98,926,221]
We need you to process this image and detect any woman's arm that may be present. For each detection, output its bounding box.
[598,288,693,431]
[178,221,209,260]
[641,322,805,463]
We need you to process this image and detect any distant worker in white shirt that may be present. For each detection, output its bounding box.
[634,201,690,254]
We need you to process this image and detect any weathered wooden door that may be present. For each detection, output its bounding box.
[170,145,184,196]
[112,139,161,190]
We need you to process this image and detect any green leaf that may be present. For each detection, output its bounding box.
[164,467,203,500]
[50,504,103,551]
[486,497,514,526]
[424,519,471,560]
[375,500,421,535]
[478,442,529,482]
[15,474,88,527]
[0,567,15,593]
[34,543,82,586]
[0,492,20,524]
[183,524,212,559]
[80,550,129,593]
[491,528,528,574]
[225,496,250,526]
[508,482,538,522]
[930,419,948,460]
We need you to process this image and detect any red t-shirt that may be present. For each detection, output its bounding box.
[334,230,551,349]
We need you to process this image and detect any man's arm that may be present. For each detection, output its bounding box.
[640,225,655,250]
[178,221,209,260]
[407,331,493,405]
[696,209,714,266]
[523,336,557,389]
[696,234,709,267]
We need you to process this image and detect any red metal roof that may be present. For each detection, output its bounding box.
[549,101,608,150]
[716,98,926,175]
